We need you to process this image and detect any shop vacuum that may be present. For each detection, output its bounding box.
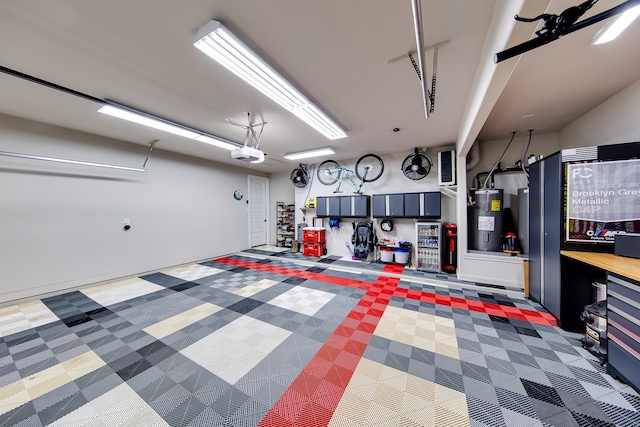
[580,281,607,365]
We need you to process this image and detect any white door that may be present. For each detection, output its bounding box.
[248,175,269,247]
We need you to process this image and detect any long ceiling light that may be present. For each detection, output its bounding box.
[283,147,335,160]
[593,4,640,44]
[192,135,238,150]
[98,102,238,150]
[0,66,244,154]
[193,20,347,140]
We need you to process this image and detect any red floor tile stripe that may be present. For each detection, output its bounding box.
[393,288,557,326]
[381,263,406,274]
[214,255,558,425]
[215,256,557,326]
[217,257,372,290]
[258,275,401,427]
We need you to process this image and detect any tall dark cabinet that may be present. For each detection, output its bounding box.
[529,143,640,330]
[529,153,564,317]
[529,151,603,331]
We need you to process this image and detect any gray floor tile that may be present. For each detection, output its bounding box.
[1,249,638,426]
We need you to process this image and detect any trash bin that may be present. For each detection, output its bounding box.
[394,248,409,265]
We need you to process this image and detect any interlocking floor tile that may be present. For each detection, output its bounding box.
[161,263,225,281]
[49,382,170,426]
[180,315,292,386]
[268,287,336,317]
[0,302,59,339]
[143,302,223,340]
[0,248,638,426]
[81,278,165,307]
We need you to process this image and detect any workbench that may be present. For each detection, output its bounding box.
[561,251,640,393]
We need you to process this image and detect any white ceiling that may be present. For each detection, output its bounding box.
[1,0,638,173]
[481,0,640,141]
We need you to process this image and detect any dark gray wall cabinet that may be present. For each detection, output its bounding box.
[316,195,370,218]
[388,194,405,217]
[372,192,441,219]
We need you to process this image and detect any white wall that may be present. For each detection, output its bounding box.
[293,150,456,263]
[8,78,636,303]
[559,78,640,148]
[0,113,266,304]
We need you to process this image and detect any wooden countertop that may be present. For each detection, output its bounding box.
[561,251,640,282]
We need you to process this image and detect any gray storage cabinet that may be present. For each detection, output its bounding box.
[372,195,386,218]
[388,194,404,217]
[529,152,595,330]
[607,273,640,394]
[372,192,441,219]
[316,195,370,218]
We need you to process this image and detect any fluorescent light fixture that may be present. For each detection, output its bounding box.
[98,104,199,139]
[593,4,640,45]
[283,147,335,160]
[194,20,347,140]
[98,102,238,151]
[193,135,237,150]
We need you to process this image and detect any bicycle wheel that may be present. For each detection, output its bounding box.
[355,154,384,182]
[317,160,340,185]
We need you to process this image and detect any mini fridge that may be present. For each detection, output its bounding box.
[416,222,441,272]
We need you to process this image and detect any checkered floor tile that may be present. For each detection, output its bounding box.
[0,247,638,426]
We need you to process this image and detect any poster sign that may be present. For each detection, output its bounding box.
[566,159,640,243]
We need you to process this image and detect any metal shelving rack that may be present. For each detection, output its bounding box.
[276,201,295,247]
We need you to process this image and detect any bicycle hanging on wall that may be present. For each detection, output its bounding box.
[317,154,384,194]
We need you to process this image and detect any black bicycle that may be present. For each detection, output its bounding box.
[317,154,384,194]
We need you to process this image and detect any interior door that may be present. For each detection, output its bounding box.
[248,175,269,247]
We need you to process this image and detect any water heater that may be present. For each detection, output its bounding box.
[469,189,504,252]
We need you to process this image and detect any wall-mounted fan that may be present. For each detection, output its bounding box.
[290,164,309,188]
[401,148,432,180]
